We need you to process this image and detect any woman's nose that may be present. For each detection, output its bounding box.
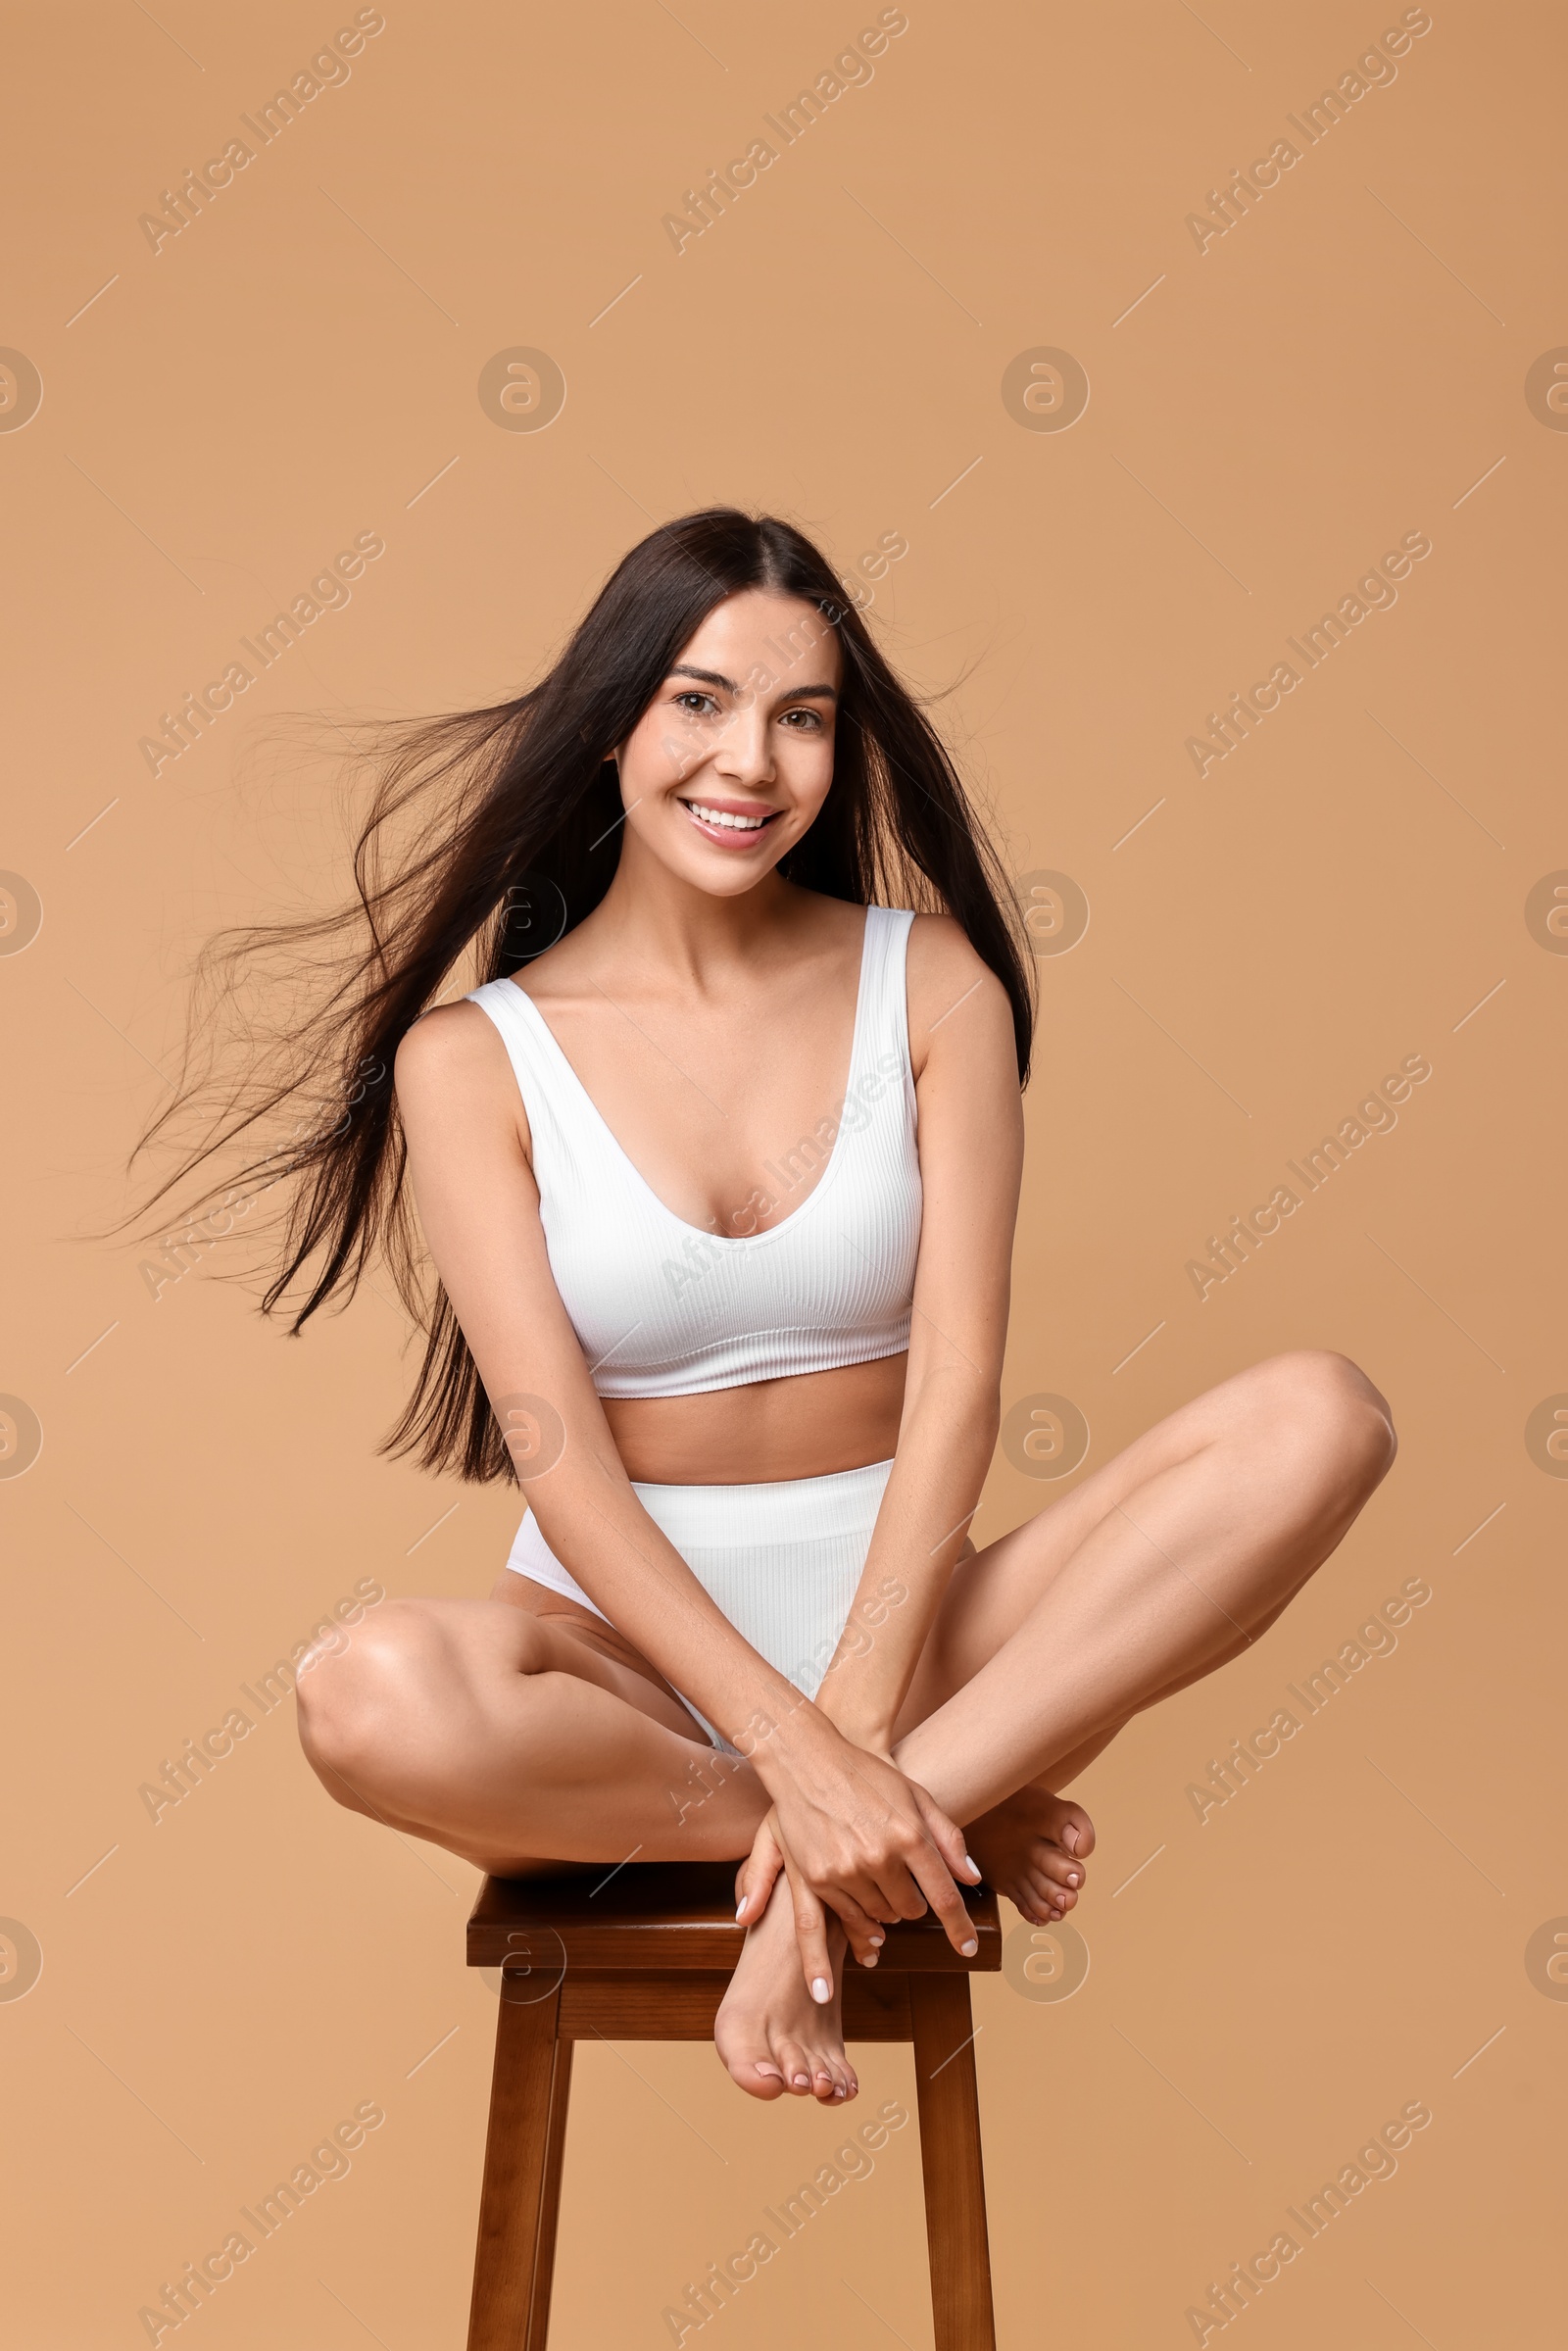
[710,704,773,784]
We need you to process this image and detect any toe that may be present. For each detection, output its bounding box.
[1022,1872,1070,1923]
[817,2052,854,2102]
[1033,1842,1085,1890]
[774,2037,814,2095]
[713,2001,790,2100]
[717,2044,787,2101]
[1054,1799,1095,1858]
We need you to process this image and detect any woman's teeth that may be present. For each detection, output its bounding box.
[683,802,771,832]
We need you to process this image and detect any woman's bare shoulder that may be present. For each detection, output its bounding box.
[903,911,1012,1074]
[393,998,527,1144]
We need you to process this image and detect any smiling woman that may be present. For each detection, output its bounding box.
[138,507,1396,2119]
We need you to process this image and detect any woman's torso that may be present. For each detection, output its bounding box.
[467,896,921,1484]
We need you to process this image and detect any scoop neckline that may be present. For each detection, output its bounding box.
[501,908,879,1249]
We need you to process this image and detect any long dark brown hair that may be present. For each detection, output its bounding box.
[137,509,1034,1484]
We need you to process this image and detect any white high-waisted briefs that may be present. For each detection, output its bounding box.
[505,1457,896,1749]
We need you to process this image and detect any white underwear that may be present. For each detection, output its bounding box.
[506,1457,896,1749]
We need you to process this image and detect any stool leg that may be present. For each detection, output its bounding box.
[910,1975,996,2351]
[527,2033,572,2344]
[467,1981,572,2351]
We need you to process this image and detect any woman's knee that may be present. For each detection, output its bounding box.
[296,1594,557,1799]
[1242,1349,1396,1490]
[295,1597,454,1787]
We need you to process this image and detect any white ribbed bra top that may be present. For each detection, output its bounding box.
[466,906,922,1399]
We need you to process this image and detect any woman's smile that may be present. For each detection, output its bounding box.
[677,794,783,848]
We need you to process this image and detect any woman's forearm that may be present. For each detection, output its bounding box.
[810,1369,999,1747]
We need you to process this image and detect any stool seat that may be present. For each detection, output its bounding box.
[466,1862,1000,2349]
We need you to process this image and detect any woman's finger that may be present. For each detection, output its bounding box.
[910,1784,982,1887]
[822,1888,886,1971]
[829,1799,926,1924]
[785,1863,836,2004]
[856,1837,934,1925]
[905,1834,981,1957]
[734,1817,785,1924]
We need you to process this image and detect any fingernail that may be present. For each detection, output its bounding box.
[963,1853,982,1880]
[868,1933,885,1946]
[961,1936,978,1956]
[735,1899,748,1920]
[810,1977,831,2003]
[863,1952,878,1969]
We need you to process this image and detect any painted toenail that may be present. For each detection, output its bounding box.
[810,1977,831,2003]
[793,2073,809,2087]
[869,1932,884,1945]
[863,1952,878,1968]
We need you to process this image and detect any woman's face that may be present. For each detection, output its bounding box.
[615,589,844,897]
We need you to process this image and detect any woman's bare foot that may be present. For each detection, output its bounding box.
[966,1783,1094,1924]
[714,1874,859,2105]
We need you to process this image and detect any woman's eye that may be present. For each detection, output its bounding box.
[780,707,824,730]
[673,690,718,715]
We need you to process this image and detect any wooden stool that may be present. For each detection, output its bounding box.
[466,1861,1000,2349]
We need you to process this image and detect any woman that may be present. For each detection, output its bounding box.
[165,510,1395,2107]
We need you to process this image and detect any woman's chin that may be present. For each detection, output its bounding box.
[634,830,793,895]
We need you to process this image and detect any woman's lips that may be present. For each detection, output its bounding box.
[678,798,781,849]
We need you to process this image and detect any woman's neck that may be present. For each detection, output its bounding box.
[585,845,808,988]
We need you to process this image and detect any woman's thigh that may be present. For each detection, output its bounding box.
[298,1578,709,1803]
[892,1350,1390,1739]
[489,1570,710,1742]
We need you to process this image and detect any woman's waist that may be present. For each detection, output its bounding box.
[620,1453,895,1551]
[599,1352,906,1486]
[516,1456,893,1569]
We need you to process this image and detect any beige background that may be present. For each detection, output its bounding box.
[4,1,1565,2343]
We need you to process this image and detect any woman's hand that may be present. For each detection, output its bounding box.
[734,1722,981,1998]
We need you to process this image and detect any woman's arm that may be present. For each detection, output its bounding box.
[395,1002,981,1964]
[395,1004,807,1741]
[812,913,1023,1745]
[731,917,1022,1975]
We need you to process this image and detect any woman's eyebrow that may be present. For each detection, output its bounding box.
[667,663,839,703]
